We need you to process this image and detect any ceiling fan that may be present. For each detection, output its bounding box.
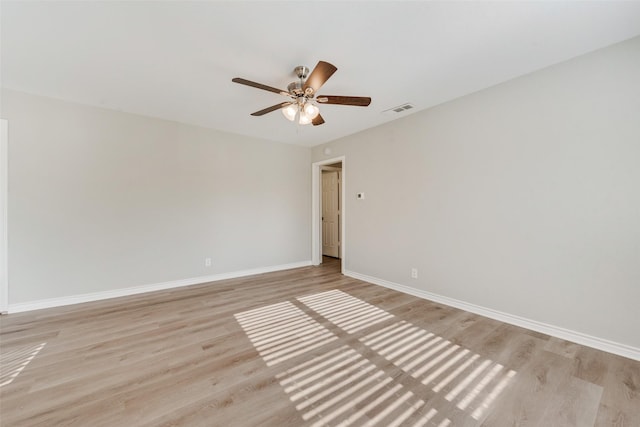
[232,61,371,126]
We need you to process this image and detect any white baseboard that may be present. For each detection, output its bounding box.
[8,261,312,314]
[344,270,640,361]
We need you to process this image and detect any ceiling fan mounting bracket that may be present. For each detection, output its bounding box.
[294,65,309,80]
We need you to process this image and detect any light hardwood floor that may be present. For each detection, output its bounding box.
[1,258,638,426]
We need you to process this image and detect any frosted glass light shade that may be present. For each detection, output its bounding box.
[282,104,297,121]
[303,103,320,119]
[298,111,312,125]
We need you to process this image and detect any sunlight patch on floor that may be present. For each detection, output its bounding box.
[278,351,436,427]
[236,289,516,425]
[234,301,337,366]
[360,319,517,423]
[298,290,394,333]
[0,342,46,387]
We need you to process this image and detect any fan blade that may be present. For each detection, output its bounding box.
[316,96,371,107]
[232,78,288,96]
[251,102,292,116]
[312,114,325,126]
[303,61,337,95]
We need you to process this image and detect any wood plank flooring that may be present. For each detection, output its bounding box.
[1,257,638,426]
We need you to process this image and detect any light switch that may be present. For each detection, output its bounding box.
[357,193,365,199]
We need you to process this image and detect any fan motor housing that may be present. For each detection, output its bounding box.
[287,81,304,96]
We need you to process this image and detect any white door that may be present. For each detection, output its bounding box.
[322,170,340,258]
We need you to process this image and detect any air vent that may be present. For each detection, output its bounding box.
[382,103,415,116]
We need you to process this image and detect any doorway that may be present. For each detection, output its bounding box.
[322,165,341,259]
[312,156,345,271]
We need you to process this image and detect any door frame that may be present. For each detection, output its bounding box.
[1,119,8,313]
[312,156,345,272]
[321,168,341,259]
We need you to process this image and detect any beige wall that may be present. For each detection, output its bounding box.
[3,90,311,304]
[312,37,640,349]
[3,35,639,351]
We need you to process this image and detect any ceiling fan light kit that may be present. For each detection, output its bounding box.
[282,104,297,121]
[304,103,320,118]
[281,98,320,125]
[232,61,371,127]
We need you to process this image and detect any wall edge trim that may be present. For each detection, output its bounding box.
[8,261,312,313]
[343,269,640,361]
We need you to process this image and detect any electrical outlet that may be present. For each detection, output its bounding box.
[411,268,418,279]
[205,258,212,267]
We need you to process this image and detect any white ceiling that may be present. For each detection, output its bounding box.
[2,1,640,147]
